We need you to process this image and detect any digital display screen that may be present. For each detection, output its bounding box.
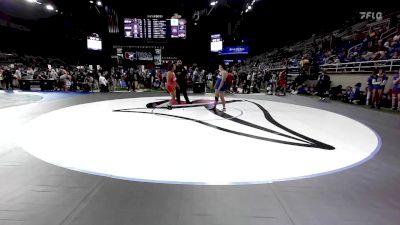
[211,34,223,52]
[87,36,102,51]
[152,18,167,39]
[124,18,143,38]
[211,41,223,52]
[170,19,186,39]
[124,16,185,39]
[124,17,167,39]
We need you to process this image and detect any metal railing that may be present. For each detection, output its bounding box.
[365,19,390,33]
[324,54,337,64]
[347,42,363,58]
[352,21,368,32]
[320,59,400,72]
[380,27,398,40]
[263,59,400,73]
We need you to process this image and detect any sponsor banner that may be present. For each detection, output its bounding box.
[219,46,249,55]
[125,51,154,61]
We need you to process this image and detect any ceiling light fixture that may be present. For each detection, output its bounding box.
[45,4,54,11]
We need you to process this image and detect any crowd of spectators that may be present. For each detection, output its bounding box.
[241,13,400,73]
[221,13,400,110]
[0,58,213,93]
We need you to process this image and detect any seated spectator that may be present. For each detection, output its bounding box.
[291,84,308,95]
[48,69,58,80]
[25,67,34,80]
[342,86,353,103]
[393,51,399,59]
[393,34,400,42]
[384,38,391,49]
[59,70,71,91]
[252,80,260,93]
[83,74,94,92]
[349,83,362,104]
[362,50,374,61]
[37,71,47,80]
[307,86,315,95]
[329,85,343,100]
[334,56,340,64]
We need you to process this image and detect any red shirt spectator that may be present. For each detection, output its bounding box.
[226,72,233,86]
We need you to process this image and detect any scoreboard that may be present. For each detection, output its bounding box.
[124,15,185,39]
[152,18,167,38]
[124,18,166,39]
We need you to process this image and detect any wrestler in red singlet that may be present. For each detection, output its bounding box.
[166,71,177,93]
[166,63,178,109]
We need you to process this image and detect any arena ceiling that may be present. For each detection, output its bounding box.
[1,0,396,58]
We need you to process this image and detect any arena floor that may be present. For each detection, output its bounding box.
[0,90,399,225]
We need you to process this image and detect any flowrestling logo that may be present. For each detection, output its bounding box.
[360,12,383,21]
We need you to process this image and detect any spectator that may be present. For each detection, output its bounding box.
[0,67,3,89]
[342,86,353,103]
[105,71,114,92]
[226,69,234,93]
[392,69,400,110]
[25,67,34,80]
[252,80,260,93]
[37,71,47,80]
[351,83,362,103]
[275,69,287,96]
[83,73,94,92]
[14,67,22,80]
[243,72,251,94]
[366,70,377,106]
[268,72,277,95]
[59,70,71,91]
[2,67,13,91]
[114,68,121,89]
[316,70,330,100]
[13,67,22,88]
[232,71,239,93]
[291,84,307,95]
[371,69,388,109]
[329,85,343,100]
[48,69,58,80]
[263,70,271,90]
[125,68,134,92]
[193,68,200,82]
[99,73,109,92]
[393,34,400,42]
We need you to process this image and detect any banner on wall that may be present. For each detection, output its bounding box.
[125,50,154,62]
[123,49,164,65]
[154,49,162,65]
[218,46,249,55]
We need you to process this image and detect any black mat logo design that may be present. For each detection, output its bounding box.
[113,99,335,150]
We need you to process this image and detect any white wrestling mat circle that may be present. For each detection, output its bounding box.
[18,97,380,185]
